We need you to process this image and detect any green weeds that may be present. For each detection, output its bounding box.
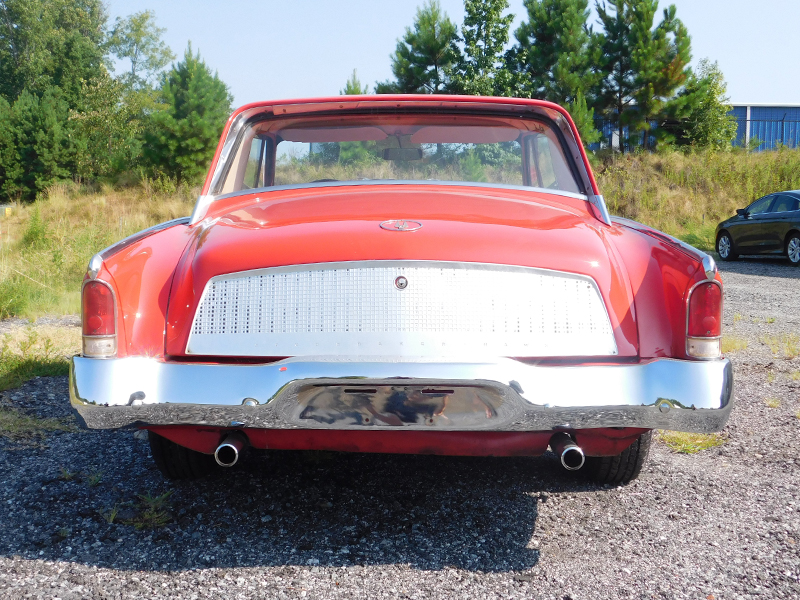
[657,431,726,454]
[124,491,174,530]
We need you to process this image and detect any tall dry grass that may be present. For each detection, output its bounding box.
[0,180,196,317]
[595,146,800,249]
[1,146,798,318]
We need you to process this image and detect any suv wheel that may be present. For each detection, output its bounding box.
[716,232,738,261]
[582,431,652,484]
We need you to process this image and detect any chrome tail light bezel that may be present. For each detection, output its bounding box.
[685,279,723,360]
[81,279,118,358]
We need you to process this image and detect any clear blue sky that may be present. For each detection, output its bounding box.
[106,0,800,107]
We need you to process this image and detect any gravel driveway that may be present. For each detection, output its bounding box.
[0,257,798,599]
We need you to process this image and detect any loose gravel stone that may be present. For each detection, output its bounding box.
[0,257,797,599]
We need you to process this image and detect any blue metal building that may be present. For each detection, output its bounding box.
[729,104,800,150]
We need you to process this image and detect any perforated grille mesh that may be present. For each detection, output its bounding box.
[187,262,617,357]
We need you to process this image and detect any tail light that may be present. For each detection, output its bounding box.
[686,281,722,359]
[82,280,117,357]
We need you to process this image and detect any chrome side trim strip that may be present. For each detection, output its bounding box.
[70,356,733,433]
[98,217,191,260]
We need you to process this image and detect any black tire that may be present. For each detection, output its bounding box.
[716,232,738,261]
[787,233,800,267]
[148,431,218,480]
[583,431,652,484]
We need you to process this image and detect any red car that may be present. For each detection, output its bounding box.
[70,95,732,484]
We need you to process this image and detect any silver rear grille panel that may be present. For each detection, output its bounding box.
[187,261,617,358]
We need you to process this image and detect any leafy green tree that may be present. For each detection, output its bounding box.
[376,1,458,94]
[512,0,600,143]
[0,0,106,108]
[595,0,691,151]
[142,44,233,184]
[662,59,737,150]
[446,0,516,96]
[70,71,151,179]
[341,69,370,95]
[0,88,74,201]
[108,10,175,90]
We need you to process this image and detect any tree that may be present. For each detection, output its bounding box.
[0,88,74,201]
[513,0,600,143]
[0,0,107,108]
[447,0,516,97]
[595,0,691,151]
[108,10,175,90]
[340,69,370,95]
[376,0,458,94]
[662,59,737,150]
[70,70,151,179]
[142,44,233,184]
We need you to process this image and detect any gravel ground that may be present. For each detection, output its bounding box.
[0,257,798,599]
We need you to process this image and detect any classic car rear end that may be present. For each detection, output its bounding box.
[70,96,732,483]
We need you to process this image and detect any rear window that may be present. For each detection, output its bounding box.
[217,115,583,196]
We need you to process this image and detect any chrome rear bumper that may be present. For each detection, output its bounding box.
[69,356,733,433]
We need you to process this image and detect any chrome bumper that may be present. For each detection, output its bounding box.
[69,356,733,433]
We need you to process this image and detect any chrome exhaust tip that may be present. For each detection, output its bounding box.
[214,432,247,467]
[549,432,585,471]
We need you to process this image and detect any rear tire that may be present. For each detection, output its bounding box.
[787,233,800,267]
[583,431,652,484]
[716,232,738,261]
[148,431,218,480]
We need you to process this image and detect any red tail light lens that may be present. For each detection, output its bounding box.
[688,282,722,337]
[82,281,116,335]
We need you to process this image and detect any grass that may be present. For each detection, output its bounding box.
[790,371,800,381]
[0,180,195,318]
[124,491,174,530]
[595,146,800,249]
[721,335,748,354]
[0,408,75,442]
[0,327,78,392]
[765,398,781,409]
[761,333,800,358]
[657,431,726,454]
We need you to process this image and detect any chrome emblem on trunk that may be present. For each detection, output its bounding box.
[380,219,422,232]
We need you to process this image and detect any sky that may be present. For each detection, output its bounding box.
[105,0,800,108]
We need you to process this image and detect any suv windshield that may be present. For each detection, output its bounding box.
[218,114,583,196]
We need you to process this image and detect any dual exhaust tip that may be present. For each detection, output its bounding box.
[214,431,585,471]
[549,432,585,471]
[214,432,247,467]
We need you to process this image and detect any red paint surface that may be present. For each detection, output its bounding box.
[164,185,640,357]
[147,425,646,457]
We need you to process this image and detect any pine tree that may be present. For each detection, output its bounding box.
[340,70,370,95]
[142,44,233,184]
[447,0,516,97]
[0,88,73,201]
[376,1,458,94]
[595,0,691,151]
[513,0,600,143]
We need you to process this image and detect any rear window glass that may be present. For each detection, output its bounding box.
[217,115,583,196]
